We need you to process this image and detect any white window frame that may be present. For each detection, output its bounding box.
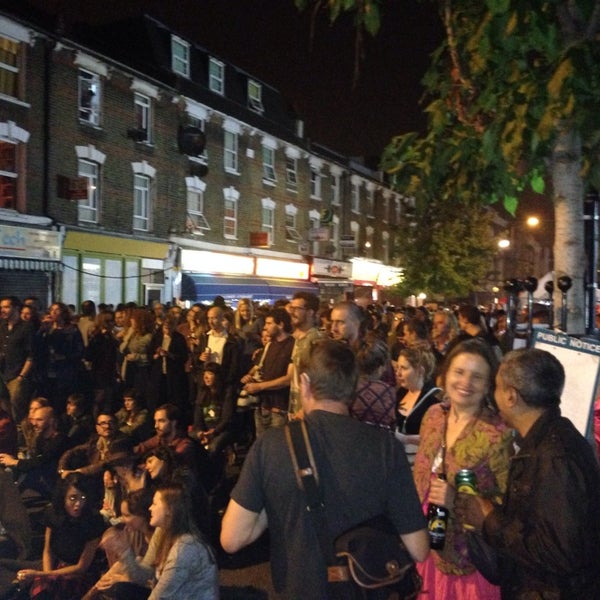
[223,186,239,239]
[0,140,18,210]
[248,79,264,113]
[78,69,101,126]
[310,168,322,200]
[261,197,275,246]
[224,129,239,174]
[382,190,391,224]
[77,158,99,223]
[331,173,341,206]
[382,232,390,264]
[209,57,224,95]
[285,156,297,189]
[185,99,209,163]
[185,176,210,232]
[133,92,152,143]
[285,205,302,242]
[133,174,150,231]
[366,183,375,218]
[350,175,362,214]
[262,145,276,183]
[171,35,190,78]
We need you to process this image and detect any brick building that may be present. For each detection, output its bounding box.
[0,7,404,308]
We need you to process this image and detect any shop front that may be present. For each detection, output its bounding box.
[0,215,63,307]
[179,249,316,306]
[311,257,353,304]
[62,230,170,308]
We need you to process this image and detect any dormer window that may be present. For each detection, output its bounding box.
[171,36,190,78]
[248,80,264,113]
[209,58,224,95]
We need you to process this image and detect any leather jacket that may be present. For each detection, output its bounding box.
[484,407,600,599]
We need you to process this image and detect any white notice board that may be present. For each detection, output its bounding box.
[533,329,600,436]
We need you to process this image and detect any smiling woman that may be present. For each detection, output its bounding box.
[412,339,513,599]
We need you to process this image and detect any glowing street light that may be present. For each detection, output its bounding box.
[526,216,540,227]
[498,239,510,249]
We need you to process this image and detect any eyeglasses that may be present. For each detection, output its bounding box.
[67,494,87,503]
[96,421,114,427]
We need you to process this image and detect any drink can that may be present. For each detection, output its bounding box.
[455,469,478,495]
[455,469,478,530]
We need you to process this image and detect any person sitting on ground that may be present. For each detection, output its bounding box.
[144,446,209,536]
[57,412,133,481]
[18,398,50,456]
[82,488,155,600]
[114,389,152,443]
[58,393,94,451]
[88,485,218,600]
[10,472,105,599]
[0,406,66,501]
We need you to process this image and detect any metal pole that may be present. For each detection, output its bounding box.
[583,190,599,336]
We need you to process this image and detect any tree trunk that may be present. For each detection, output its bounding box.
[551,125,586,334]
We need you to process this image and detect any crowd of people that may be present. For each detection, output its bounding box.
[0,292,597,599]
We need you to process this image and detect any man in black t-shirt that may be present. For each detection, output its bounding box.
[222,340,429,599]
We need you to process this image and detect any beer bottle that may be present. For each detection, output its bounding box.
[427,473,449,550]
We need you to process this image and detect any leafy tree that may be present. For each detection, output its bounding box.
[297,0,600,332]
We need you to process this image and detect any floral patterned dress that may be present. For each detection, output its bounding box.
[413,403,513,599]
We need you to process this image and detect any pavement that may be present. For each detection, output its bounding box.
[218,532,276,599]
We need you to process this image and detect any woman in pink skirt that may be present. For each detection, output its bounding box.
[413,339,513,599]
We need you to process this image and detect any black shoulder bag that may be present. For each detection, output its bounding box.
[285,420,421,600]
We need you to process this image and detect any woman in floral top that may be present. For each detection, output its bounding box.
[413,338,513,599]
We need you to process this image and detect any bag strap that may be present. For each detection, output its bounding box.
[285,420,324,511]
[286,420,337,565]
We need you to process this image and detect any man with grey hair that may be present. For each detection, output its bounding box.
[456,348,600,598]
[221,339,428,599]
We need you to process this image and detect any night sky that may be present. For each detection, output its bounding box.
[19,0,444,163]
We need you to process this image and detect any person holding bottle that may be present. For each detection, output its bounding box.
[412,338,513,599]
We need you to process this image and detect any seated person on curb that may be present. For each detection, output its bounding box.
[8,473,105,600]
[57,412,133,481]
[135,404,213,490]
[84,485,218,600]
[221,339,429,600]
[0,406,66,501]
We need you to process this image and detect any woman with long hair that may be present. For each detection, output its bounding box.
[86,485,217,600]
[82,488,155,600]
[413,339,513,599]
[120,308,153,405]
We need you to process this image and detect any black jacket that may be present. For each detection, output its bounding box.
[483,407,600,599]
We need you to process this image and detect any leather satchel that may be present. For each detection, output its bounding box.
[334,517,421,599]
[285,421,421,600]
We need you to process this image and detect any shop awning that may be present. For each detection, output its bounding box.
[0,258,62,271]
[181,273,318,303]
